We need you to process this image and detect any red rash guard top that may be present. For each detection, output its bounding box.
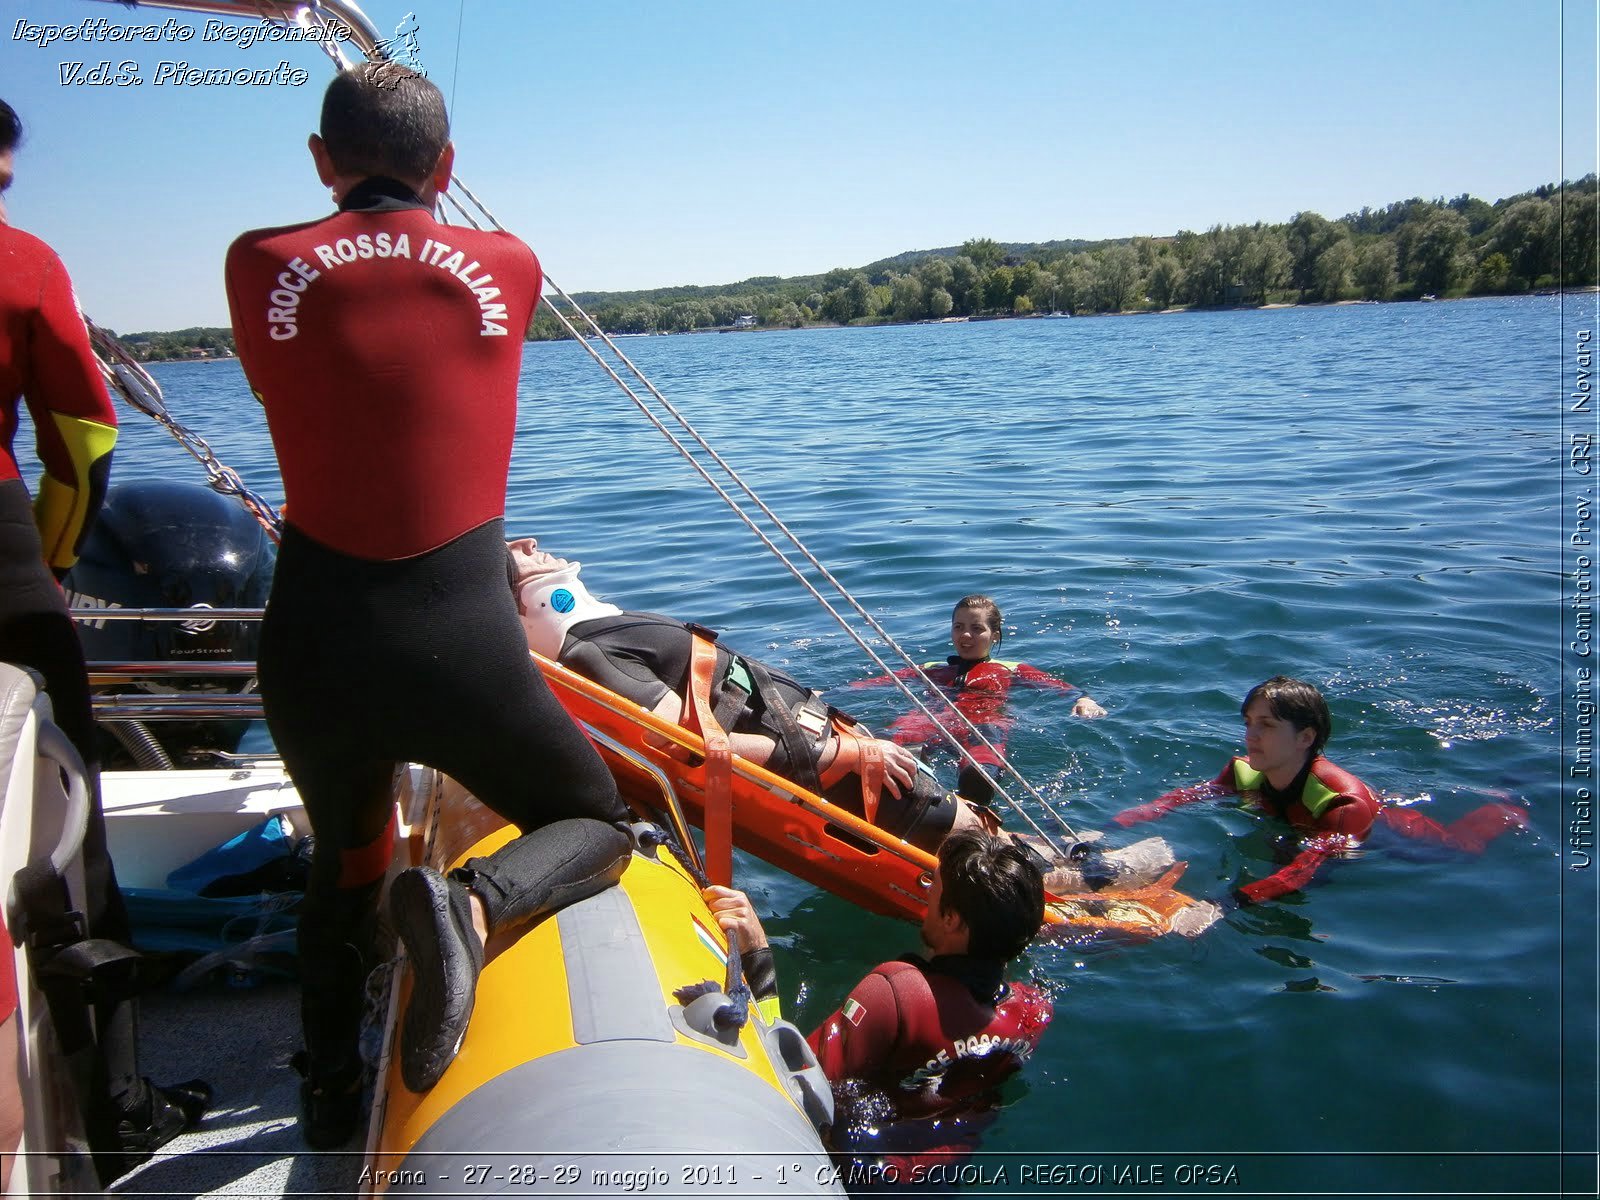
[808,955,1052,1120]
[1115,754,1380,903]
[0,225,118,568]
[225,178,541,560]
[857,658,1078,766]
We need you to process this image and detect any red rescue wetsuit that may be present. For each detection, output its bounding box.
[855,657,1080,772]
[226,178,628,1080]
[1116,755,1526,903]
[225,177,536,560]
[0,224,118,568]
[807,954,1052,1121]
[0,223,157,1156]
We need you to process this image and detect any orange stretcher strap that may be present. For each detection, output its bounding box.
[683,630,734,886]
[818,720,885,827]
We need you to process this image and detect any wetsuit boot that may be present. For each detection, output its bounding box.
[388,866,482,1095]
[391,818,631,1092]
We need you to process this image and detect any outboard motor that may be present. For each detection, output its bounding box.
[63,481,275,767]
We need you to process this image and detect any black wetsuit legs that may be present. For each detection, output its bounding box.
[261,521,628,1073]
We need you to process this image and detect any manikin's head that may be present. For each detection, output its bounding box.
[505,539,619,659]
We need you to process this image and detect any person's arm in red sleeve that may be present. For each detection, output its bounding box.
[24,251,116,573]
[1114,761,1236,828]
[806,968,902,1083]
[1009,662,1077,694]
[888,712,938,746]
[1234,796,1373,904]
[847,665,924,690]
[1233,844,1335,904]
[1011,662,1105,718]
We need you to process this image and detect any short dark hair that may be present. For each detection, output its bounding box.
[936,829,1043,961]
[0,100,21,154]
[952,594,1003,648]
[318,64,448,183]
[1242,675,1332,756]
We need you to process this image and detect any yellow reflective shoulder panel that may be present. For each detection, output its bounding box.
[34,413,117,568]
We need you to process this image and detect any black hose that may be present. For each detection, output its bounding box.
[104,720,173,770]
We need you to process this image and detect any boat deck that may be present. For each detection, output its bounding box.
[95,763,374,1197]
[113,981,363,1198]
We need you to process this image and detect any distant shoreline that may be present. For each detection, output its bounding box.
[137,286,1597,361]
[566,287,1593,342]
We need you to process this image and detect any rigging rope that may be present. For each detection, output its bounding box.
[76,0,356,540]
[82,0,1081,848]
[532,292,1079,847]
[444,186,1080,844]
[84,322,284,543]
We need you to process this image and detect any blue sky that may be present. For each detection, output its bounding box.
[3,0,1594,331]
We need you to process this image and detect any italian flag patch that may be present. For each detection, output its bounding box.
[842,998,866,1027]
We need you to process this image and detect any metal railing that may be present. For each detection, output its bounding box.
[74,605,266,723]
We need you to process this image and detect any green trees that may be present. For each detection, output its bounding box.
[819,272,872,323]
[1562,185,1600,287]
[119,327,236,360]
[1025,266,1061,313]
[1240,227,1292,304]
[1055,255,1092,314]
[983,265,1017,312]
[1180,239,1226,308]
[1089,245,1141,313]
[962,238,1005,270]
[511,175,1598,340]
[1410,209,1472,294]
[948,256,984,315]
[1146,254,1184,310]
[891,273,926,321]
[915,257,954,297]
[1354,242,1397,300]
[1475,252,1514,294]
[1311,237,1355,302]
[1287,213,1341,300]
[1493,197,1557,286]
[662,300,714,332]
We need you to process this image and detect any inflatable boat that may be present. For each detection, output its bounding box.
[2,653,846,1196]
[368,783,842,1195]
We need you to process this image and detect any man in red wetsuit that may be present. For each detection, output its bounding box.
[1,98,209,1179]
[705,828,1052,1138]
[226,67,630,1145]
[1114,675,1527,904]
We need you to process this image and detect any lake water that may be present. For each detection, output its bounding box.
[110,296,1589,1196]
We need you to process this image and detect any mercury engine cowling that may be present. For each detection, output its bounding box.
[63,481,276,767]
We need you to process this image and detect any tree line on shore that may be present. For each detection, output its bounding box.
[531,175,1598,339]
[120,175,1596,358]
[117,327,236,362]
